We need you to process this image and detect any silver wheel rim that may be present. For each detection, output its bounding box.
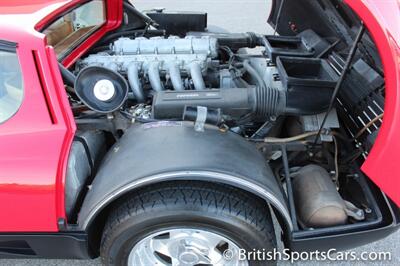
[127,228,249,266]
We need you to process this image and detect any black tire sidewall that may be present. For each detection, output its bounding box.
[105,210,275,266]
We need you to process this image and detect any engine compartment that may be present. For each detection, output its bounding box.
[75,30,340,122]
[64,5,387,237]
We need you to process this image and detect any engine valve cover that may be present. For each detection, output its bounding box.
[112,36,218,57]
[81,36,218,74]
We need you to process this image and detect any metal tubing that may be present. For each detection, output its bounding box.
[168,62,185,91]
[105,62,118,72]
[127,63,145,103]
[281,145,299,230]
[189,62,206,90]
[148,61,164,92]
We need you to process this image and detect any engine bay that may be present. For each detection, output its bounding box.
[75,30,340,123]
[64,5,386,236]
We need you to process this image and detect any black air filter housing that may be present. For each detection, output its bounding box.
[276,56,339,114]
[146,10,207,37]
[264,36,314,63]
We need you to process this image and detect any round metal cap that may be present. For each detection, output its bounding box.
[93,79,115,102]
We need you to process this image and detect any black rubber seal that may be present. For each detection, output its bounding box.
[0,39,17,52]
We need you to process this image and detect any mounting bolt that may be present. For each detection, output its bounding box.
[57,218,67,231]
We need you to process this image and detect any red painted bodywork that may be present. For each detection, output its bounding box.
[0,0,121,232]
[344,0,400,207]
[0,0,398,232]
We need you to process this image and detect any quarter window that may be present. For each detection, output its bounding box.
[43,0,106,58]
[0,49,24,124]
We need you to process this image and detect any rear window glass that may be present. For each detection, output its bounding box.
[43,0,106,58]
[0,50,24,124]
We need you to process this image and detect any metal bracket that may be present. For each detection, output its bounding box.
[344,200,365,221]
[194,106,208,132]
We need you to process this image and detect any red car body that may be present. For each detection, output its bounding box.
[0,0,122,232]
[0,0,398,257]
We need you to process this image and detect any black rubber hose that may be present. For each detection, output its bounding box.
[243,60,266,88]
[229,68,250,88]
[89,45,112,54]
[257,35,270,51]
[58,62,76,87]
[242,60,280,117]
[123,1,159,27]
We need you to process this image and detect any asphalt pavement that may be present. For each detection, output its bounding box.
[4,0,398,265]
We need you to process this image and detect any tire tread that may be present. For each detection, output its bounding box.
[100,181,276,265]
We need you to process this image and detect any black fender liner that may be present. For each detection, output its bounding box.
[77,122,293,231]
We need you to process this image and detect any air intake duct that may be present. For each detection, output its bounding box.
[152,86,286,121]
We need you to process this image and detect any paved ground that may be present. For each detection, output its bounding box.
[5,0,398,265]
